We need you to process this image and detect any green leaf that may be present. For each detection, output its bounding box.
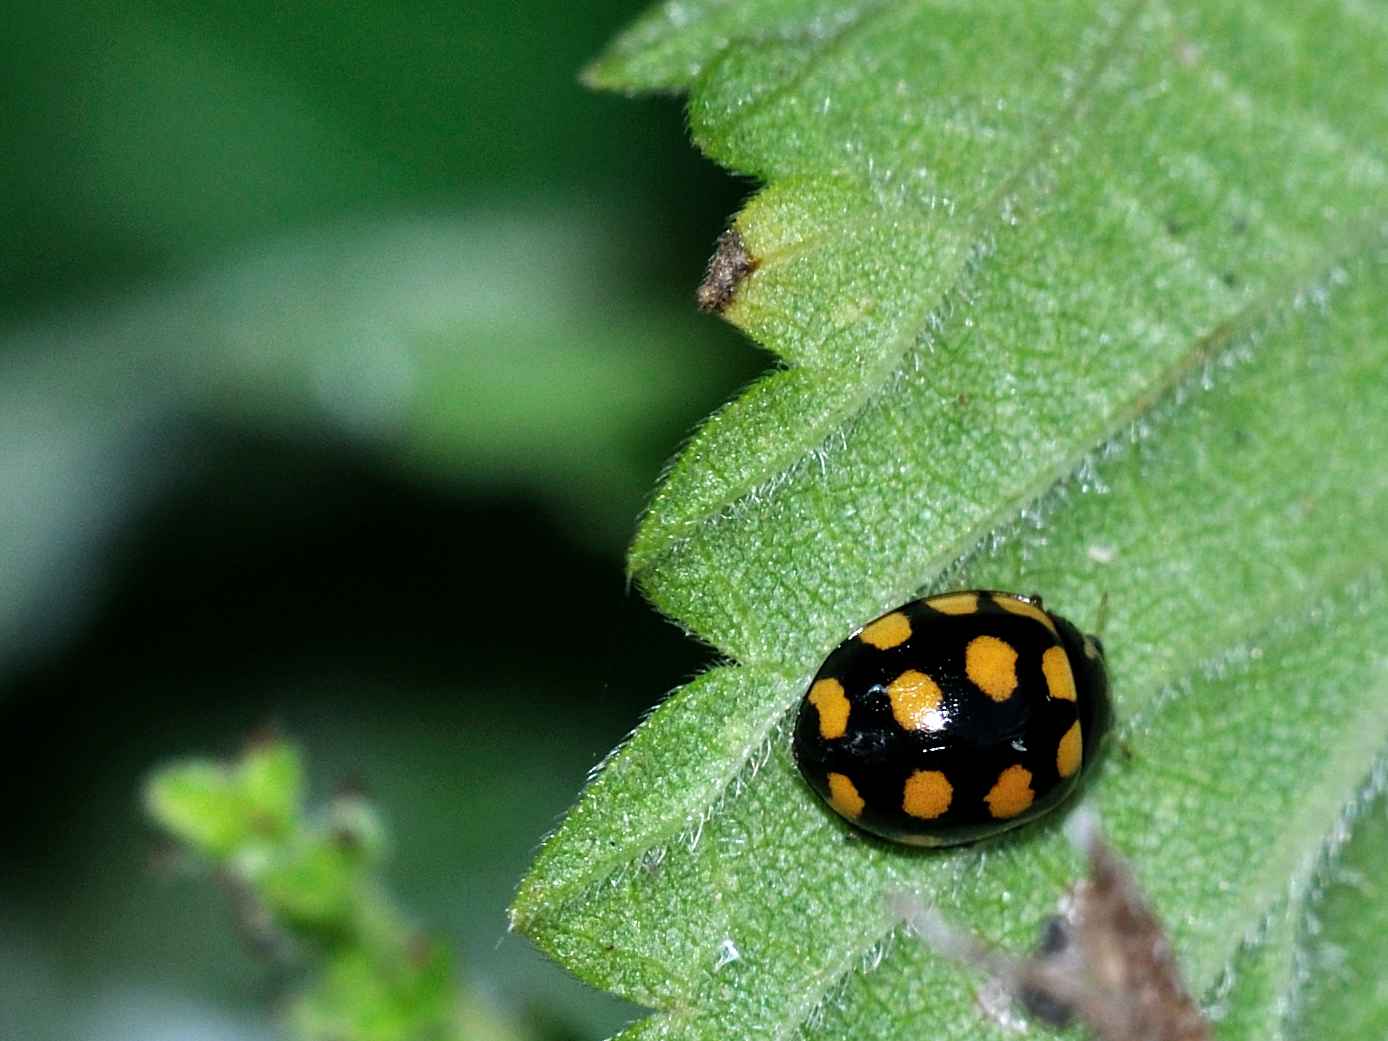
[1208,902,1299,1041]
[1286,781,1388,1040]
[518,2,1388,1040]
[238,738,306,833]
[145,761,260,859]
[148,736,536,1041]
[145,740,303,858]
[290,944,458,1041]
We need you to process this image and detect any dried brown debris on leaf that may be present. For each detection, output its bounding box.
[893,813,1211,1041]
[696,229,757,314]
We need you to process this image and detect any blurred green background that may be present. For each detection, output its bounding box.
[0,2,757,1038]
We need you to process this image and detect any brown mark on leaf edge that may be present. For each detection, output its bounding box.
[696,229,758,314]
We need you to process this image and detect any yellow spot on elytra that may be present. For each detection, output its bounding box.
[888,670,944,731]
[808,679,851,739]
[986,764,1035,819]
[827,772,865,818]
[1057,721,1083,778]
[994,593,1060,636]
[860,611,912,650]
[966,635,1019,701]
[1042,645,1078,702]
[928,592,979,615]
[902,770,953,819]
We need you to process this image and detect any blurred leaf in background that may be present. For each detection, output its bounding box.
[0,1,751,1039]
[145,736,526,1041]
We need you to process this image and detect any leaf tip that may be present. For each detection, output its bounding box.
[506,878,540,937]
[509,838,569,940]
[578,44,678,96]
[577,55,619,93]
[624,534,655,585]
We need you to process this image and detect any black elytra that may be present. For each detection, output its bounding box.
[792,590,1112,846]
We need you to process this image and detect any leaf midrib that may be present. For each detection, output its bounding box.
[909,215,1388,617]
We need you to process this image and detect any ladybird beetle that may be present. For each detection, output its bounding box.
[792,590,1111,846]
